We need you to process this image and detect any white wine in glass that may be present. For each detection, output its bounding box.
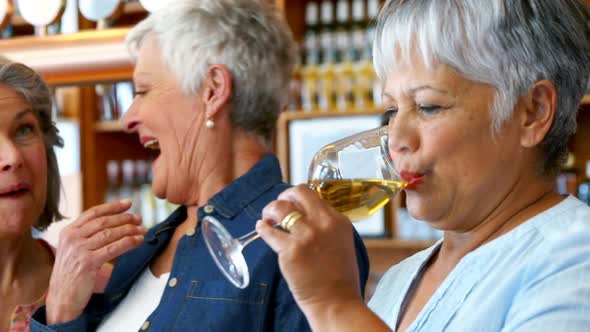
[202,126,406,288]
[309,178,406,221]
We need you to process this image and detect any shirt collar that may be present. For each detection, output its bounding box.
[209,154,284,219]
[144,205,187,243]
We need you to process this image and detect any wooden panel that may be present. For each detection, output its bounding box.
[572,104,590,174]
[282,0,307,42]
[0,28,133,86]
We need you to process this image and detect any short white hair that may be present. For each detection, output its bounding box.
[126,0,296,143]
[373,0,590,176]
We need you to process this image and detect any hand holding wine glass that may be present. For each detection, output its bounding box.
[202,126,406,288]
[256,184,365,318]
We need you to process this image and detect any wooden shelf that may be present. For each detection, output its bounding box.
[123,2,147,15]
[10,2,147,28]
[95,121,124,133]
[582,94,590,105]
[0,28,132,86]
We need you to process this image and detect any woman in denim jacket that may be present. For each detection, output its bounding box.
[30,1,370,331]
[258,0,590,331]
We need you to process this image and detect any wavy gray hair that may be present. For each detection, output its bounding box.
[373,0,590,176]
[0,56,64,230]
[126,0,296,145]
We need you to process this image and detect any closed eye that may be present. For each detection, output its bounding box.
[383,107,398,118]
[418,105,446,115]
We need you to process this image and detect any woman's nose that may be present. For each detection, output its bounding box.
[0,138,24,172]
[387,112,419,156]
[121,100,140,133]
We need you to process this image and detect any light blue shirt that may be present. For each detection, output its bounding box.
[369,196,590,331]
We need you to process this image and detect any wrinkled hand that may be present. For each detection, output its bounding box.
[46,199,146,324]
[256,185,363,316]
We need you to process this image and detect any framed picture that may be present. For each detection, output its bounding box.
[276,110,397,237]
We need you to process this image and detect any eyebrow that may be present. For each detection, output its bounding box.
[408,85,448,95]
[15,109,34,120]
[382,85,449,100]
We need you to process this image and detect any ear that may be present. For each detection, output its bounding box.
[519,80,557,148]
[201,64,233,119]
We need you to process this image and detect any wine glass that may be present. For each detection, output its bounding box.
[202,125,407,288]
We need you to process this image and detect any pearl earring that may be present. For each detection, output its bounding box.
[206,119,215,128]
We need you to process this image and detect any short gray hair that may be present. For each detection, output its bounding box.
[0,56,64,230]
[126,0,296,144]
[374,0,590,176]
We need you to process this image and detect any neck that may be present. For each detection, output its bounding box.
[186,128,269,222]
[440,176,562,263]
[0,233,47,292]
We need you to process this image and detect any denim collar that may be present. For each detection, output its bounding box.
[209,154,283,219]
[144,205,187,243]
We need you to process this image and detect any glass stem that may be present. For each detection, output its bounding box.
[237,230,261,248]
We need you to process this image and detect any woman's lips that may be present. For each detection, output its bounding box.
[0,183,31,198]
[400,171,425,189]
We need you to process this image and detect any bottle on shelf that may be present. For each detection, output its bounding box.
[120,159,141,215]
[578,160,590,205]
[301,0,320,112]
[135,160,156,228]
[104,160,120,203]
[318,0,338,112]
[97,84,119,121]
[367,0,382,107]
[104,159,179,227]
[351,0,374,110]
[334,0,355,111]
[287,45,303,112]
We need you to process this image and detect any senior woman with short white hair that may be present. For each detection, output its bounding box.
[30,1,370,331]
[257,0,590,331]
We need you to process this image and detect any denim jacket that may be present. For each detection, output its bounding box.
[31,154,370,332]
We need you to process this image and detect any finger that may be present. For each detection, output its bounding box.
[72,199,133,227]
[278,185,340,228]
[78,213,142,238]
[93,234,145,263]
[256,219,291,253]
[262,199,310,234]
[278,185,331,216]
[86,223,147,250]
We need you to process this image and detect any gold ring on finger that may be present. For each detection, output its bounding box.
[280,211,303,232]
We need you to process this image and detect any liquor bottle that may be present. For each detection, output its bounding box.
[578,160,590,205]
[351,0,374,109]
[302,1,320,112]
[335,0,355,111]
[318,0,337,111]
[104,160,120,203]
[303,1,320,65]
[120,159,141,215]
[136,160,156,228]
[367,0,382,106]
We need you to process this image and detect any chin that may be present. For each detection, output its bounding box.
[405,194,435,221]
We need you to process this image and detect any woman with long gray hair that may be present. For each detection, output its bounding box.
[257,0,590,331]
